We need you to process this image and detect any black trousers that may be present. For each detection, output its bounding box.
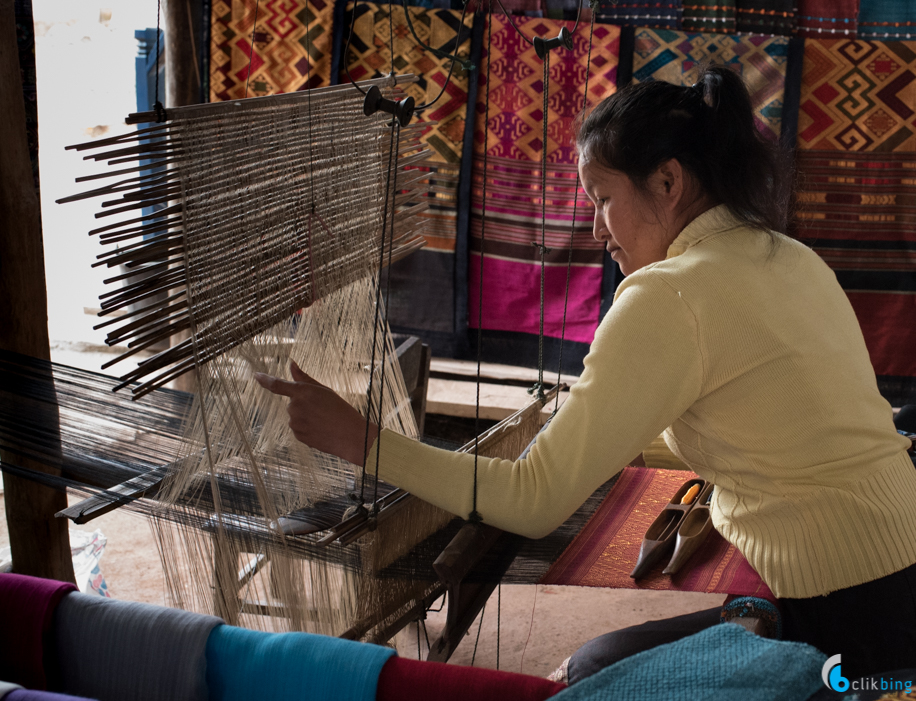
[567,561,916,684]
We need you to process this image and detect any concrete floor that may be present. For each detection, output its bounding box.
[0,487,722,679]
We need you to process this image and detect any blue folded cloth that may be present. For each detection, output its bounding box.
[205,624,397,701]
[53,593,223,701]
[554,623,826,701]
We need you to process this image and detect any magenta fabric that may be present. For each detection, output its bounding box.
[376,657,565,701]
[468,254,603,344]
[0,573,77,689]
[469,16,620,347]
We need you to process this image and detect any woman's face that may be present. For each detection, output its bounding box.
[578,159,674,276]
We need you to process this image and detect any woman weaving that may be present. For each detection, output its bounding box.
[256,65,916,678]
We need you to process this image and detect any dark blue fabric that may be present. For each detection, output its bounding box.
[205,625,396,701]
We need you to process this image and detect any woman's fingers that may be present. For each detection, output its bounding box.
[253,372,299,397]
[252,366,376,466]
[289,360,320,385]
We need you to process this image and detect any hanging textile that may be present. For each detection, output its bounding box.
[376,657,566,701]
[0,574,77,690]
[630,28,792,143]
[340,1,479,356]
[469,16,620,373]
[796,0,859,38]
[857,0,916,40]
[540,468,775,599]
[593,0,683,30]
[794,38,916,406]
[210,0,336,99]
[53,593,223,701]
[681,0,737,34]
[205,625,396,701]
[735,0,796,36]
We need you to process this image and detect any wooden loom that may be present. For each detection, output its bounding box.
[22,73,557,653]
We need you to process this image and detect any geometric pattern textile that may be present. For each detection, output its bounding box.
[594,0,683,30]
[210,0,336,100]
[794,150,916,404]
[797,0,859,39]
[736,0,797,36]
[682,0,737,34]
[797,38,916,152]
[858,0,916,41]
[341,2,477,351]
[343,1,475,252]
[796,40,916,403]
[469,16,620,346]
[631,28,791,142]
[541,467,775,599]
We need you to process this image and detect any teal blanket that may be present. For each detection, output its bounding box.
[555,624,826,701]
[205,625,396,701]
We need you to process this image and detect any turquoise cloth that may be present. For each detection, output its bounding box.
[205,625,397,701]
[554,624,825,701]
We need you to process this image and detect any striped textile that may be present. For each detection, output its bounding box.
[735,0,797,36]
[469,15,620,360]
[594,0,683,30]
[858,0,916,40]
[795,38,916,404]
[797,0,859,38]
[210,0,336,100]
[682,0,737,34]
[541,468,774,599]
[630,28,792,142]
[341,1,478,352]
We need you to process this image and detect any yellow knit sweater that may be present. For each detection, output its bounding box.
[370,206,916,599]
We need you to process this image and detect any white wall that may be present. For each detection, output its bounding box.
[33,1,160,368]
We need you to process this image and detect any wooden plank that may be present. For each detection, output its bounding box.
[430,357,579,387]
[426,378,568,423]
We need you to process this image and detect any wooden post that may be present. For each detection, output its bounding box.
[0,0,76,583]
[165,0,203,392]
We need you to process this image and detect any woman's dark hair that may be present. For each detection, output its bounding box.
[576,64,793,235]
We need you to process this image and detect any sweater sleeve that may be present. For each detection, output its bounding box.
[369,271,705,539]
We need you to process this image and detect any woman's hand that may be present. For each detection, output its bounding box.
[254,361,378,467]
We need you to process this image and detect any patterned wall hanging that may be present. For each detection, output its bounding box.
[682,0,737,34]
[630,28,792,142]
[797,0,859,39]
[795,38,916,404]
[735,0,796,36]
[857,0,916,41]
[211,0,336,100]
[340,1,478,355]
[594,0,683,30]
[469,15,620,373]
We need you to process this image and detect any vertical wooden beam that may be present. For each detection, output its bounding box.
[165,0,203,108]
[165,0,203,392]
[0,0,75,583]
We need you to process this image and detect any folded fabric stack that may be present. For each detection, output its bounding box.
[0,573,565,701]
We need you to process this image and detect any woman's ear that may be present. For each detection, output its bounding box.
[651,158,685,207]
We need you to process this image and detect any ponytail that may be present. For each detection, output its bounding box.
[576,64,793,237]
